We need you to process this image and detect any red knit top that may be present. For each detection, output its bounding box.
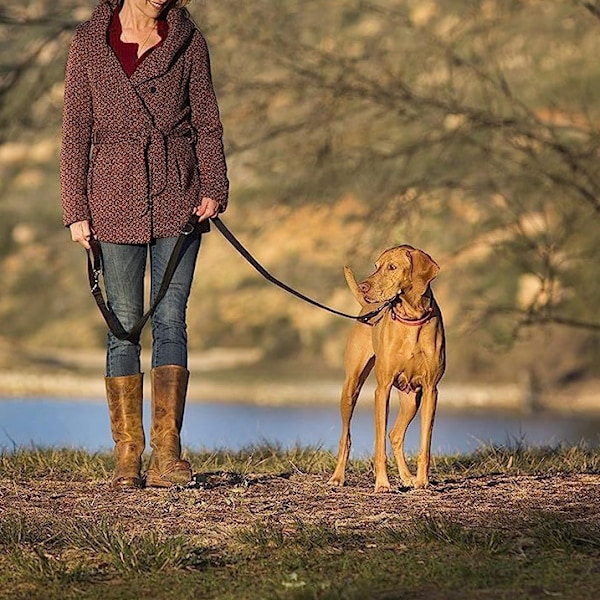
[107,8,168,77]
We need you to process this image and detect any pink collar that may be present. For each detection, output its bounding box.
[391,305,434,326]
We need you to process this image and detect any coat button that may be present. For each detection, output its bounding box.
[149,86,157,93]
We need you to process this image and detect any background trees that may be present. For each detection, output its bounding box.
[1,0,599,389]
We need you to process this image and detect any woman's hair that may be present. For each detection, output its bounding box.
[99,0,192,7]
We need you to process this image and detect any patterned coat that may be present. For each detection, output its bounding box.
[60,0,229,244]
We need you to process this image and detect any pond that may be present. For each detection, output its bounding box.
[1,398,599,455]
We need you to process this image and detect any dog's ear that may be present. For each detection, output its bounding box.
[409,249,440,296]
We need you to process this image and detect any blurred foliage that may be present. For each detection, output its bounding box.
[1,0,600,388]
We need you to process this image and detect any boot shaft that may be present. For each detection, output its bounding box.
[150,365,189,440]
[105,373,144,446]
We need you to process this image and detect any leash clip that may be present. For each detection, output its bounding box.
[90,266,101,294]
[87,241,103,293]
[356,293,403,324]
[357,298,393,324]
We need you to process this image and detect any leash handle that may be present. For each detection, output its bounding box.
[87,214,202,343]
[211,216,385,323]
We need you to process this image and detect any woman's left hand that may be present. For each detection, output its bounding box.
[194,197,220,222]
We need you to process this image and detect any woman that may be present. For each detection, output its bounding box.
[60,0,229,489]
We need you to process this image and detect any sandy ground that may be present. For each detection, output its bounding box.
[2,470,600,547]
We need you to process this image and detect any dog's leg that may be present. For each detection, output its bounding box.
[373,367,395,493]
[414,385,438,489]
[329,324,374,487]
[389,389,419,487]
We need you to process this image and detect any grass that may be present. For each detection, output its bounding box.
[0,443,600,599]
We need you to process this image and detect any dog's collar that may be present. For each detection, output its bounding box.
[391,293,436,326]
[391,305,434,326]
[358,293,435,327]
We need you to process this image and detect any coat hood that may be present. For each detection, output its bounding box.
[86,1,196,86]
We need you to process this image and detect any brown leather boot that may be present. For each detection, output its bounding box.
[105,373,145,489]
[146,365,193,487]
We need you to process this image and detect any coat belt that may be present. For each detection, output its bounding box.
[91,124,196,198]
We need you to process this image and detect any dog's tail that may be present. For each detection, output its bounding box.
[344,267,368,308]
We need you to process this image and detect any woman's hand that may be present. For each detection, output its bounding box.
[194,197,220,222]
[69,220,94,250]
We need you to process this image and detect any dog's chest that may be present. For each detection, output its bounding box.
[372,319,441,389]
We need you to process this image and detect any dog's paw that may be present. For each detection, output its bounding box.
[400,475,417,488]
[374,478,392,493]
[327,475,345,487]
[413,478,430,489]
[374,484,392,493]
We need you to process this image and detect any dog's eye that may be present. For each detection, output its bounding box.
[387,264,397,271]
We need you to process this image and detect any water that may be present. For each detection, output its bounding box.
[1,398,599,455]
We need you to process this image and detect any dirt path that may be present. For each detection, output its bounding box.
[3,471,600,545]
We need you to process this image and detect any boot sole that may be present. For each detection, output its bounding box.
[112,476,144,490]
[146,468,192,488]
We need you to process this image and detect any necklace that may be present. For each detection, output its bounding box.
[120,21,157,57]
[136,23,157,57]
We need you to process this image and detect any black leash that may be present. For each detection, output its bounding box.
[210,216,391,324]
[87,215,391,341]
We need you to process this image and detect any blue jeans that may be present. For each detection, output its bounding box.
[100,234,201,377]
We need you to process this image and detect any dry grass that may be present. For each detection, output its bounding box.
[1,444,600,599]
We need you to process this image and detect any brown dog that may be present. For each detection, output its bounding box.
[328,245,445,492]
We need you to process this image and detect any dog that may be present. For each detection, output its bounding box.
[328,245,445,492]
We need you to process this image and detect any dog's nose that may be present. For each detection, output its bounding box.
[359,281,371,293]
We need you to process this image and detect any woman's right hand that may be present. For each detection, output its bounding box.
[69,220,94,250]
